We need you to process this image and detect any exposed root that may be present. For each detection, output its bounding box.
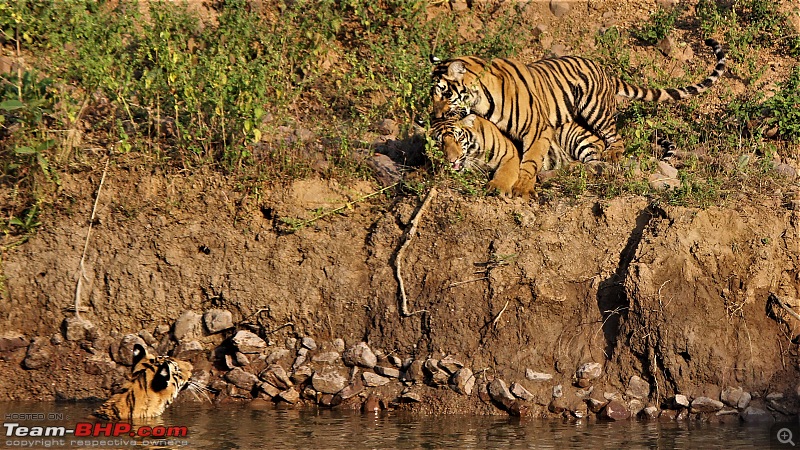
[394,187,437,317]
[73,158,110,319]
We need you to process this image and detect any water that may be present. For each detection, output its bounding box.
[0,401,781,449]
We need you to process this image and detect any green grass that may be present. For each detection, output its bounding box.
[1,0,799,233]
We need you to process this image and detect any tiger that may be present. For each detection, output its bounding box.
[431,114,675,194]
[431,39,726,197]
[94,344,196,421]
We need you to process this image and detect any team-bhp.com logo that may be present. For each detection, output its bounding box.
[5,422,188,438]
[5,422,189,447]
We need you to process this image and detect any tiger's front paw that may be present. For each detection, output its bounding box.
[601,141,625,163]
[511,174,536,199]
[487,177,515,196]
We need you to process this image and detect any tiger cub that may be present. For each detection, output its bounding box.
[431,115,608,194]
[94,344,193,421]
[431,39,726,197]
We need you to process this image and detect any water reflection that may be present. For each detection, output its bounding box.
[0,401,774,449]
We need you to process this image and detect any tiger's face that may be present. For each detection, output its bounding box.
[431,60,479,119]
[431,115,482,172]
[94,344,194,421]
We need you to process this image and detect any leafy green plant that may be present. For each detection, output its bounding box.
[632,6,682,45]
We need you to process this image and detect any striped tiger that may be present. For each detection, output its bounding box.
[431,114,614,194]
[94,344,200,421]
[431,39,726,197]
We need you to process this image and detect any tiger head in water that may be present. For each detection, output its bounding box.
[94,344,195,421]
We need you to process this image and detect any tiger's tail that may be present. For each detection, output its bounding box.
[616,39,726,102]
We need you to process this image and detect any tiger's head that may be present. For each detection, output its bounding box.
[431,57,483,119]
[94,344,196,421]
[430,114,482,172]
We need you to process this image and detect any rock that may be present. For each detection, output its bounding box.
[333,338,345,353]
[292,354,307,371]
[437,356,464,374]
[525,369,553,381]
[367,154,402,188]
[740,406,773,423]
[423,359,449,386]
[277,388,299,404]
[374,365,400,378]
[720,387,745,408]
[401,359,424,383]
[258,382,281,398]
[641,406,660,419]
[449,0,468,12]
[576,386,594,398]
[173,340,204,360]
[62,317,94,342]
[301,386,317,401]
[291,365,314,384]
[586,397,607,413]
[626,375,651,400]
[576,362,602,385]
[266,348,291,365]
[603,391,621,401]
[172,311,203,341]
[737,391,752,409]
[673,394,690,409]
[648,173,681,192]
[532,24,548,38]
[387,354,402,367]
[553,384,563,398]
[300,337,317,351]
[51,334,64,346]
[510,382,534,401]
[313,351,341,364]
[602,400,631,421]
[225,367,259,391]
[377,118,399,137]
[319,394,342,408]
[203,309,233,334]
[363,372,390,387]
[629,399,645,416]
[114,334,147,366]
[657,160,679,179]
[766,392,784,401]
[312,371,348,394]
[549,0,570,18]
[232,330,267,354]
[363,394,381,413]
[342,342,377,369]
[659,409,678,421]
[260,364,293,390]
[488,379,516,404]
[549,44,568,58]
[451,368,475,396]
[22,338,52,370]
[399,390,421,403]
[339,379,364,400]
[657,36,676,58]
[138,330,157,347]
[84,355,116,375]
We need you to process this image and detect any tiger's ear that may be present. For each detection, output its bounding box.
[152,362,171,392]
[429,54,441,64]
[447,61,466,82]
[460,114,477,128]
[131,344,147,368]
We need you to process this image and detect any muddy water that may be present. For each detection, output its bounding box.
[0,401,783,449]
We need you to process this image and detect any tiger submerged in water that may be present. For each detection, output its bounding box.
[94,344,201,421]
[430,39,726,197]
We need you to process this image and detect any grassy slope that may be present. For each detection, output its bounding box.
[0,0,799,244]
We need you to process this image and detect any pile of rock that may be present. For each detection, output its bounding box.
[13,310,793,422]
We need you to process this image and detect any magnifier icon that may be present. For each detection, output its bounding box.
[778,428,796,446]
